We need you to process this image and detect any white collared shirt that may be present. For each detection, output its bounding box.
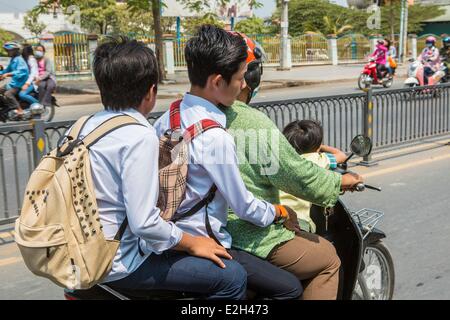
[153,94,276,248]
[75,108,183,283]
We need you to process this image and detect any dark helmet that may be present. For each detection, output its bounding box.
[443,37,450,48]
[228,31,266,103]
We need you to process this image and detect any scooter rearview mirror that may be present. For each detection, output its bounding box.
[350,135,373,158]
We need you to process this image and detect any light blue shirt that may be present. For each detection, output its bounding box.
[154,94,276,248]
[0,55,29,89]
[74,108,183,283]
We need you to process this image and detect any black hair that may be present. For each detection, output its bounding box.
[185,24,247,88]
[35,44,46,53]
[93,36,159,111]
[384,38,391,48]
[283,120,323,155]
[21,44,34,62]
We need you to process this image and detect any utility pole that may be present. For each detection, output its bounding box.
[403,0,409,60]
[398,0,408,63]
[279,0,291,70]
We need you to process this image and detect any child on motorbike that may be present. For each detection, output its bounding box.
[371,39,388,81]
[279,120,347,233]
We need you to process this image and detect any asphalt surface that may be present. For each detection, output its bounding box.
[49,80,406,122]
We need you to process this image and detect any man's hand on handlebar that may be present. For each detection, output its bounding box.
[341,172,364,192]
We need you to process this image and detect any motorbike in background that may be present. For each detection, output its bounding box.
[404,58,447,88]
[0,65,58,123]
[358,57,394,90]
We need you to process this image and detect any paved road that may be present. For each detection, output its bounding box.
[50,80,406,122]
[1,142,449,299]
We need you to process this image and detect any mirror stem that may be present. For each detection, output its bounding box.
[344,152,354,164]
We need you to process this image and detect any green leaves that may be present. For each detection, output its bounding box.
[0,29,14,57]
[235,16,269,34]
[23,10,47,37]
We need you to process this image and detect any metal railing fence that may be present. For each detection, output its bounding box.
[1,84,450,223]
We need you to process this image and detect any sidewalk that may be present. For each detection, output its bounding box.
[57,63,408,98]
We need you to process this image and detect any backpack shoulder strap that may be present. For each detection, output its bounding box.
[169,99,182,131]
[82,114,145,148]
[183,119,224,143]
[68,115,94,140]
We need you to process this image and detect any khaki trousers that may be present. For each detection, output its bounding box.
[267,231,341,300]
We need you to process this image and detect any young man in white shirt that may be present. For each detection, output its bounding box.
[154,25,303,299]
[77,37,251,299]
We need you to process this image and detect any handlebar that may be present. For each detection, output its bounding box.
[356,183,382,192]
[334,166,381,193]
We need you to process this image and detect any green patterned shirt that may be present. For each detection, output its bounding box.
[222,101,342,259]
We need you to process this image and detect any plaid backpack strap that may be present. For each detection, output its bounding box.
[178,120,224,246]
[169,99,183,131]
[183,119,224,143]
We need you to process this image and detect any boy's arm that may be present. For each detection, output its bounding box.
[319,145,347,164]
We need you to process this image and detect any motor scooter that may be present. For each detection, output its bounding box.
[0,65,58,123]
[63,135,394,300]
[358,57,394,90]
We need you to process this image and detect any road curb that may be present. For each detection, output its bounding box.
[57,75,409,98]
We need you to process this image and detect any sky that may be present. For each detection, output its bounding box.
[0,0,38,13]
[0,0,350,18]
[253,0,348,18]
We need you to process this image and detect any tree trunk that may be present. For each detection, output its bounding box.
[390,1,395,42]
[152,0,166,83]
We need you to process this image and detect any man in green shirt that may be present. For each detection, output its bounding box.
[222,33,363,299]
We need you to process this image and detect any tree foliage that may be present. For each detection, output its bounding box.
[0,29,14,56]
[182,13,225,35]
[273,0,446,37]
[23,10,47,37]
[235,16,269,34]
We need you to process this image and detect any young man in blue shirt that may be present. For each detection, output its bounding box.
[154,25,303,299]
[0,42,29,114]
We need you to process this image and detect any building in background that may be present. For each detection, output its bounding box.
[415,0,450,35]
[0,0,78,40]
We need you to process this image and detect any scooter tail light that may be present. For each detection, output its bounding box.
[64,292,79,300]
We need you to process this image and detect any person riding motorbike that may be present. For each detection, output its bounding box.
[439,36,450,82]
[0,42,29,114]
[34,44,57,109]
[370,39,388,82]
[385,38,397,78]
[222,32,364,300]
[418,36,441,85]
[18,44,41,116]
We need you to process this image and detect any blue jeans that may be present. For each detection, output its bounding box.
[18,84,39,105]
[106,250,247,300]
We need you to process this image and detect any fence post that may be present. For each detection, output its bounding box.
[31,119,46,167]
[327,35,338,66]
[39,34,55,74]
[408,34,417,60]
[369,34,381,54]
[87,34,98,79]
[360,86,377,166]
[164,40,175,75]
